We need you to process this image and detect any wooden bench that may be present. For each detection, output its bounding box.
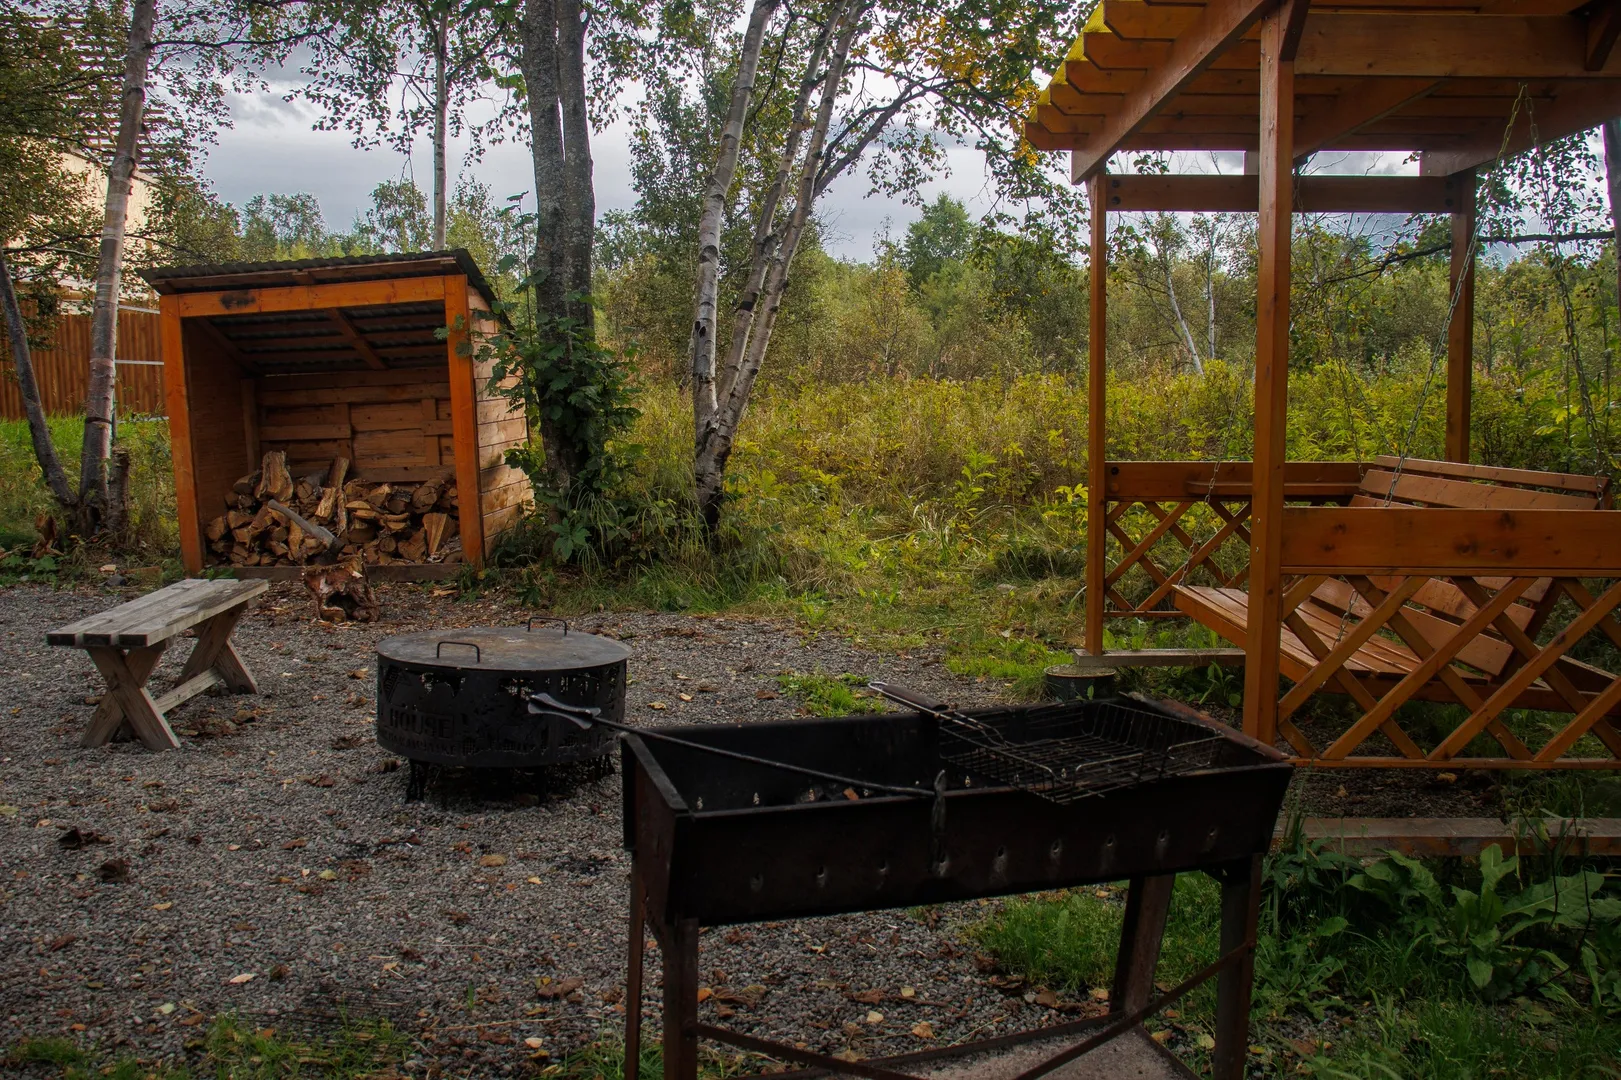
[48,578,268,750]
[1174,457,1617,756]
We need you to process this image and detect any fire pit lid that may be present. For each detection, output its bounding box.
[376,622,630,671]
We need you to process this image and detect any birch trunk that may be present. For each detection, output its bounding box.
[690,0,779,444]
[79,0,156,535]
[0,251,76,508]
[694,5,860,529]
[1607,118,1621,319]
[432,11,448,248]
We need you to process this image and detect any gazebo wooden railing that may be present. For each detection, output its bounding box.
[1026,0,1621,768]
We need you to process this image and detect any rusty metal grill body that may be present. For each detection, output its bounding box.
[375,624,629,769]
[622,695,1291,1080]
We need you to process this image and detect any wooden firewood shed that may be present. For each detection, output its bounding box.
[142,251,531,580]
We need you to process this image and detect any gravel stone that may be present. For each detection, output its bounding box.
[0,582,1087,1073]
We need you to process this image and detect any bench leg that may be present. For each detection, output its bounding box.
[86,646,180,750]
[83,644,168,747]
[178,604,258,693]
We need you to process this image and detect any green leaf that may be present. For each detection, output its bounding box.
[1466,956,1494,989]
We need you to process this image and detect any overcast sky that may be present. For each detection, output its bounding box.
[201,82,1024,262]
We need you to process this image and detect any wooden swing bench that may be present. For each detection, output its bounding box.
[1174,456,1621,766]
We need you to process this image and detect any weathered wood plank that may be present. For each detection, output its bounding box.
[1278,507,1621,575]
[47,579,268,648]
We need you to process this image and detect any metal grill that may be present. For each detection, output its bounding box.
[873,686,1223,803]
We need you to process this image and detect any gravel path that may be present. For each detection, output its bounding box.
[0,582,1088,1076]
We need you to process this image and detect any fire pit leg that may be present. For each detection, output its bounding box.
[1211,855,1263,1080]
[626,864,645,1080]
[662,917,700,1080]
[1110,873,1175,1013]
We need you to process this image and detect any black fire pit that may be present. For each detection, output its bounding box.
[621,694,1290,1080]
[375,619,629,795]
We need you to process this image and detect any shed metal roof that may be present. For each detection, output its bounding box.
[140,250,498,307]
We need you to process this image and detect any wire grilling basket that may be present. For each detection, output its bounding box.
[870,684,1224,803]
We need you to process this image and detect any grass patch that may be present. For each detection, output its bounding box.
[552,1036,760,1080]
[776,671,884,716]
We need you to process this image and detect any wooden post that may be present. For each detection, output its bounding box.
[1242,1,1300,746]
[1445,168,1477,464]
[160,298,203,576]
[1086,171,1109,657]
[443,276,485,567]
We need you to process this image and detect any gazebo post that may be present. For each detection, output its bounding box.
[1086,172,1109,657]
[1242,1,1303,748]
[1445,168,1477,464]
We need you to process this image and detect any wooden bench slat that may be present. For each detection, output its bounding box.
[1371,455,1609,498]
[47,579,268,648]
[1359,468,1600,511]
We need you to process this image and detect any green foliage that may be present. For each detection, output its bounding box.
[776,671,882,717]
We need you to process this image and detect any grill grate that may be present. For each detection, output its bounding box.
[936,699,1225,803]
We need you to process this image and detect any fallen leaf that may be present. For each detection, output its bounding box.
[678,693,693,702]
[696,987,713,1003]
[47,934,76,952]
[648,701,668,711]
[268,964,290,980]
[348,668,369,679]
[304,775,336,788]
[1436,772,1458,784]
[536,976,584,1000]
[843,788,859,801]
[152,901,173,911]
[850,989,883,1005]
[479,854,508,867]
[911,1021,934,1039]
[96,858,129,884]
[899,986,915,999]
[445,910,471,925]
[1150,1029,1171,1044]
[755,689,779,700]
[58,827,110,850]
[179,1013,207,1027]
[865,1011,884,1025]
[158,1003,176,1016]
[0,805,16,817]
[527,876,543,885]
[833,1049,862,1063]
[1034,989,1059,1008]
[525,1037,544,1050]
[1196,1034,1216,1051]
[696,682,719,693]
[282,837,308,850]
[228,972,256,984]
[1088,987,1109,1002]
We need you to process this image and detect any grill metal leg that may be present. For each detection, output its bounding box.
[663,917,700,1080]
[1212,855,1263,1080]
[1111,873,1175,1014]
[625,864,645,1080]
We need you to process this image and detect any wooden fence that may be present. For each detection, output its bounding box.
[0,307,166,419]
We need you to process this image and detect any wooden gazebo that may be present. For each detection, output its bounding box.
[1026,0,1621,768]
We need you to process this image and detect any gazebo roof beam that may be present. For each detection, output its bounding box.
[1296,13,1621,78]
[1420,78,1621,173]
[1068,0,1278,182]
[1292,78,1443,161]
[1588,0,1621,71]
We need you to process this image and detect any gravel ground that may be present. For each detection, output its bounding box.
[0,582,1092,1076]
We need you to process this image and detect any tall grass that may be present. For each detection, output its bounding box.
[0,417,177,559]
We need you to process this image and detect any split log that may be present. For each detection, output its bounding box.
[304,556,380,623]
[422,512,449,557]
[205,516,227,542]
[255,451,293,503]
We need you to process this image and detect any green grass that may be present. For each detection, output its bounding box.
[776,671,884,716]
[3,1015,411,1079]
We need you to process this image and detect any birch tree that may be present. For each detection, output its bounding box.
[686,0,1081,529]
[297,1,510,248]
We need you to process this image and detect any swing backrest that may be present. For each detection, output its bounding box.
[1306,457,1614,678]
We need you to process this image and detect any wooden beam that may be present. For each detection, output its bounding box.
[1588,0,1621,71]
[444,276,485,568]
[1293,78,1441,160]
[173,276,447,318]
[1420,80,1621,174]
[1296,14,1621,78]
[190,317,260,375]
[324,308,388,370]
[161,297,204,577]
[1097,173,1467,213]
[1244,4,1296,748]
[1275,0,1312,62]
[1086,172,1109,657]
[1069,0,1275,182]
[1279,507,1621,575]
[1446,169,1477,464]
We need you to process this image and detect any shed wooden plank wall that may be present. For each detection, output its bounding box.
[254,368,455,482]
[0,307,166,418]
[470,288,532,555]
[179,321,252,537]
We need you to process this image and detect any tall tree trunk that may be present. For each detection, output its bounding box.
[1606,117,1621,320]
[432,9,448,248]
[555,0,594,319]
[0,251,76,508]
[694,3,859,530]
[80,0,156,537]
[690,0,779,447]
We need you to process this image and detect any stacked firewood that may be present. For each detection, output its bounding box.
[205,451,462,567]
